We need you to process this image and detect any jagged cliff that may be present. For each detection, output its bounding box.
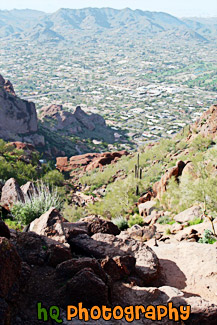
[0,74,44,147]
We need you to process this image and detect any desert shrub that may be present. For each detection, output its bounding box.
[128,214,144,228]
[162,165,217,215]
[188,218,204,226]
[43,170,64,187]
[11,182,62,225]
[112,216,128,230]
[191,135,213,152]
[157,215,175,225]
[0,157,37,185]
[4,219,22,231]
[62,203,87,222]
[165,228,171,235]
[87,175,138,218]
[199,229,217,244]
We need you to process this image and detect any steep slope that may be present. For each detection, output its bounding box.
[77,104,216,220]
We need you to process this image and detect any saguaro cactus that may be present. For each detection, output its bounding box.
[135,153,142,195]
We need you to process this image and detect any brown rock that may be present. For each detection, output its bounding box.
[13,231,71,267]
[192,104,217,139]
[170,222,184,233]
[87,216,120,236]
[65,268,109,307]
[21,181,38,198]
[56,157,70,172]
[0,178,24,206]
[69,233,159,285]
[46,238,72,267]
[29,207,68,244]
[138,200,157,216]
[153,161,186,198]
[0,237,21,298]
[56,150,128,172]
[174,205,202,223]
[56,257,107,283]
[101,255,136,281]
[0,74,38,141]
[138,191,153,204]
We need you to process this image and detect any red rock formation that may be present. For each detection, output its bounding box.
[153,160,186,199]
[0,75,38,140]
[56,150,128,172]
[192,104,217,139]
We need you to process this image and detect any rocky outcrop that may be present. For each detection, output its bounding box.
[0,74,38,143]
[174,205,203,223]
[40,104,106,134]
[56,150,128,172]
[0,178,24,207]
[29,207,68,245]
[192,104,217,139]
[153,160,186,198]
[21,181,38,198]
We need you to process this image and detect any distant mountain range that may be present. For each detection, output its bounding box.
[0,8,217,42]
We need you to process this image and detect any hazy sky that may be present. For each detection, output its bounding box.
[0,0,217,17]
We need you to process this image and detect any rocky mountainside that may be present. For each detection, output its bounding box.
[0,104,216,324]
[0,74,43,146]
[40,104,114,141]
[0,8,216,42]
[0,74,118,157]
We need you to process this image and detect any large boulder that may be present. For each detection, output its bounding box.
[21,181,38,198]
[138,200,157,216]
[87,216,120,236]
[56,257,108,283]
[0,178,24,207]
[64,268,109,307]
[56,257,110,308]
[174,206,202,223]
[69,232,159,285]
[29,207,68,244]
[101,255,136,281]
[13,231,72,267]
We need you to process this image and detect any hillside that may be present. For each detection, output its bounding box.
[0,8,216,42]
[0,104,216,324]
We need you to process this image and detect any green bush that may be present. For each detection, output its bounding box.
[188,218,204,226]
[157,216,175,225]
[62,203,87,222]
[43,170,64,187]
[128,214,144,228]
[199,229,217,244]
[11,182,62,225]
[112,216,128,230]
